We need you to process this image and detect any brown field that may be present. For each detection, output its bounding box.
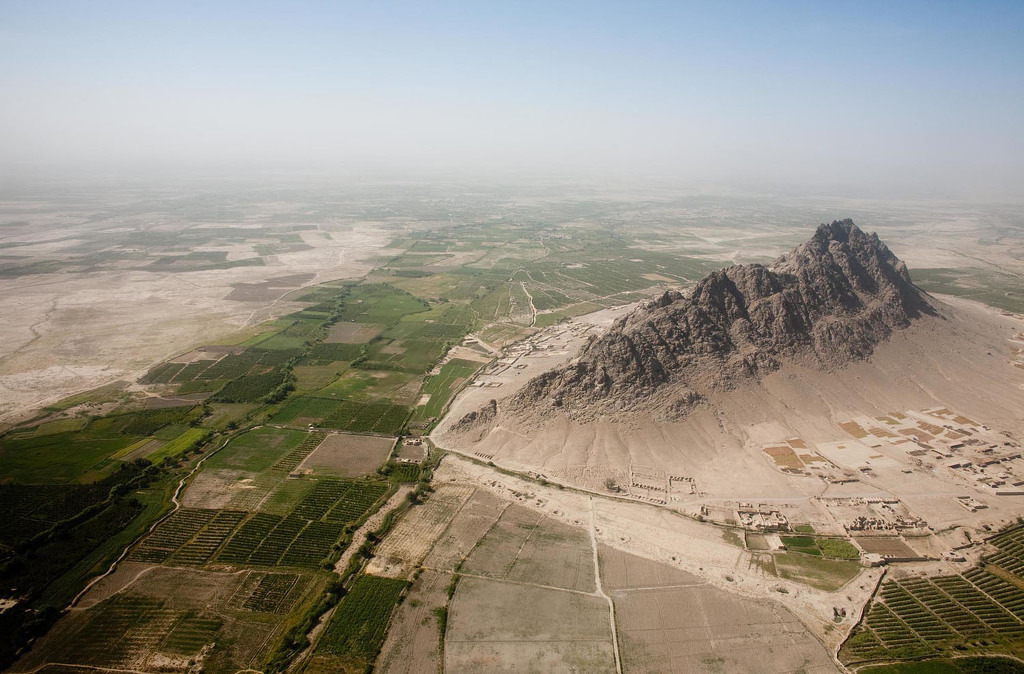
[838,421,868,438]
[298,433,395,476]
[462,503,596,593]
[853,536,920,558]
[599,544,702,590]
[182,468,258,510]
[608,548,837,673]
[367,484,475,577]
[445,577,616,673]
[764,445,803,469]
[744,533,770,551]
[421,489,507,573]
[325,321,381,343]
[376,569,448,674]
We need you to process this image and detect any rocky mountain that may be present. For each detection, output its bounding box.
[458,219,935,427]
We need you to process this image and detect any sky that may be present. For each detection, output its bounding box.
[1,1,1022,197]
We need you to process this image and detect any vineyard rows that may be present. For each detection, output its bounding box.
[130,480,388,569]
[843,523,1024,663]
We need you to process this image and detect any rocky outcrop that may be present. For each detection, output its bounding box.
[458,219,934,427]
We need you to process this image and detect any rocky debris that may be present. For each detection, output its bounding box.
[455,219,934,429]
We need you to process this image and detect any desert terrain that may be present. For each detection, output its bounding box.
[2,183,1024,674]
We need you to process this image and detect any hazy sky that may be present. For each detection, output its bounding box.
[2,1,1022,197]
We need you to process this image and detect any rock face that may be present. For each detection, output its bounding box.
[475,220,934,424]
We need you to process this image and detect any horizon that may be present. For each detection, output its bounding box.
[2,1,1023,200]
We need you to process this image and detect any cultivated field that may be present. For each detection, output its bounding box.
[462,503,596,593]
[842,523,1024,667]
[297,432,396,477]
[607,547,838,673]
[367,484,475,577]
[445,577,617,673]
[11,565,327,673]
[375,569,449,674]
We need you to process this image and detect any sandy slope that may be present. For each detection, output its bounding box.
[436,295,1024,502]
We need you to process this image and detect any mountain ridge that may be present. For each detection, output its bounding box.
[457,219,935,427]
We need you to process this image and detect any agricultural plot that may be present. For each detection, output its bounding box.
[598,544,703,590]
[212,370,287,403]
[231,572,305,613]
[421,488,507,572]
[409,358,483,424]
[335,284,429,324]
[324,481,389,523]
[462,504,596,593]
[0,466,146,545]
[271,396,348,426]
[296,433,395,477]
[205,426,310,473]
[325,321,381,344]
[309,368,421,404]
[217,478,386,568]
[137,477,387,570]
[11,565,327,674]
[445,577,616,673]
[368,484,474,577]
[855,536,920,559]
[361,337,449,373]
[306,574,409,673]
[773,552,861,591]
[0,423,139,483]
[317,399,410,435]
[130,508,219,563]
[841,523,1024,666]
[608,547,836,673]
[147,427,209,464]
[374,569,448,674]
[269,432,327,474]
[305,342,364,364]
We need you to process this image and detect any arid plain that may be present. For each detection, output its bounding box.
[2,180,1024,673]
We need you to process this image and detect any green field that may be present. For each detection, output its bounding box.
[410,358,484,425]
[205,427,310,473]
[312,574,408,668]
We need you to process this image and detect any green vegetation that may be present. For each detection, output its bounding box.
[781,535,822,556]
[129,478,389,570]
[859,658,1024,673]
[409,358,484,427]
[841,523,1024,667]
[774,553,860,591]
[818,538,861,559]
[316,575,408,665]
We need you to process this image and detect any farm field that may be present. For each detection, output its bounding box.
[132,476,390,570]
[462,503,597,593]
[607,547,838,673]
[445,576,617,673]
[10,565,329,674]
[420,487,507,572]
[304,574,409,673]
[296,432,396,477]
[409,358,485,427]
[841,523,1024,668]
[367,484,475,577]
[375,568,449,674]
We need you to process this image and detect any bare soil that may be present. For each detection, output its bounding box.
[297,433,395,477]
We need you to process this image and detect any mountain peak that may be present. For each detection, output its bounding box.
[463,220,933,426]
